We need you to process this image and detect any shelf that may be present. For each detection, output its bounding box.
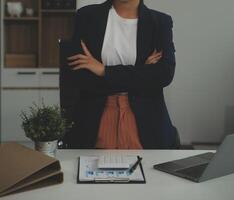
[2,87,59,90]
[4,17,39,21]
[41,9,76,13]
[41,14,74,68]
[5,54,37,68]
[3,0,75,69]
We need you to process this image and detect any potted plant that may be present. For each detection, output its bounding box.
[20,103,72,157]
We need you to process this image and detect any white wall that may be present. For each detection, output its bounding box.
[145,0,234,144]
[77,0,105,9]
[77,0,234,144]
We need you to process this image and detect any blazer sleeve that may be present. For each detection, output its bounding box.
[104,15,176,92]
[71,10,109,93]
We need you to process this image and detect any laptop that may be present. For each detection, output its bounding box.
[154,134,234,182]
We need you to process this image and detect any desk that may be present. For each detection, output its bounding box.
[2,150,234,200]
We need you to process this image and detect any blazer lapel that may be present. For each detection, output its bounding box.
[92,0,112,61]
[90,0,159,65]
[136,1,157,65]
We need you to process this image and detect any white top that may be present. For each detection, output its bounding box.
[101,7,138,66]
[4,148,234,200]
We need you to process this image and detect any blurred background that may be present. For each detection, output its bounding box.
[0,0,234,149]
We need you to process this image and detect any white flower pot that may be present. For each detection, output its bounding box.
[35,140,58,157]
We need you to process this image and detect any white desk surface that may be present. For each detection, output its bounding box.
[2,149,234,200]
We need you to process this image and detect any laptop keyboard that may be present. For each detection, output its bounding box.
[154,153,215,181]
[176,163,208,179]
[197,152,214,160]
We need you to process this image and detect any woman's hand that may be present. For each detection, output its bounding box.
[145,49,163,64]
[67,40,105,77]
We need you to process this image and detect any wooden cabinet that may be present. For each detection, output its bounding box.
[0,0,77,142]
[39,89,60,106]
[0,68,60,142]
[3,0,75,68]
[0,0,71,142]
[38,69,59,87]
[2,69,39,87]
[1,68,59,88]
[40,11,75,68]
[4,0,40,68]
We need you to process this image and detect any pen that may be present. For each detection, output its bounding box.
[128,156,142,174]
[94,178,130,183]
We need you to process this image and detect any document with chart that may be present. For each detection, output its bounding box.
[77,155,146,183]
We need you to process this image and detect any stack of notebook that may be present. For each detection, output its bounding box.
[0,143,63,197]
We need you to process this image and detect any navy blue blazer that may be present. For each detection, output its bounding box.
[60,0,177,149]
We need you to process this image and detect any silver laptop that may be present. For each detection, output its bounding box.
[154,134,234,182]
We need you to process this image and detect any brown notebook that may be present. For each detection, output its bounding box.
[0,142,63,197]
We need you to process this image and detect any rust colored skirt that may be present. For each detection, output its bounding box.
[95,95,143,149]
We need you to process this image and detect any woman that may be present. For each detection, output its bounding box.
[61,0,177,149]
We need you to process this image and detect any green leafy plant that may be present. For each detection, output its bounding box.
[20,103,73,142]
